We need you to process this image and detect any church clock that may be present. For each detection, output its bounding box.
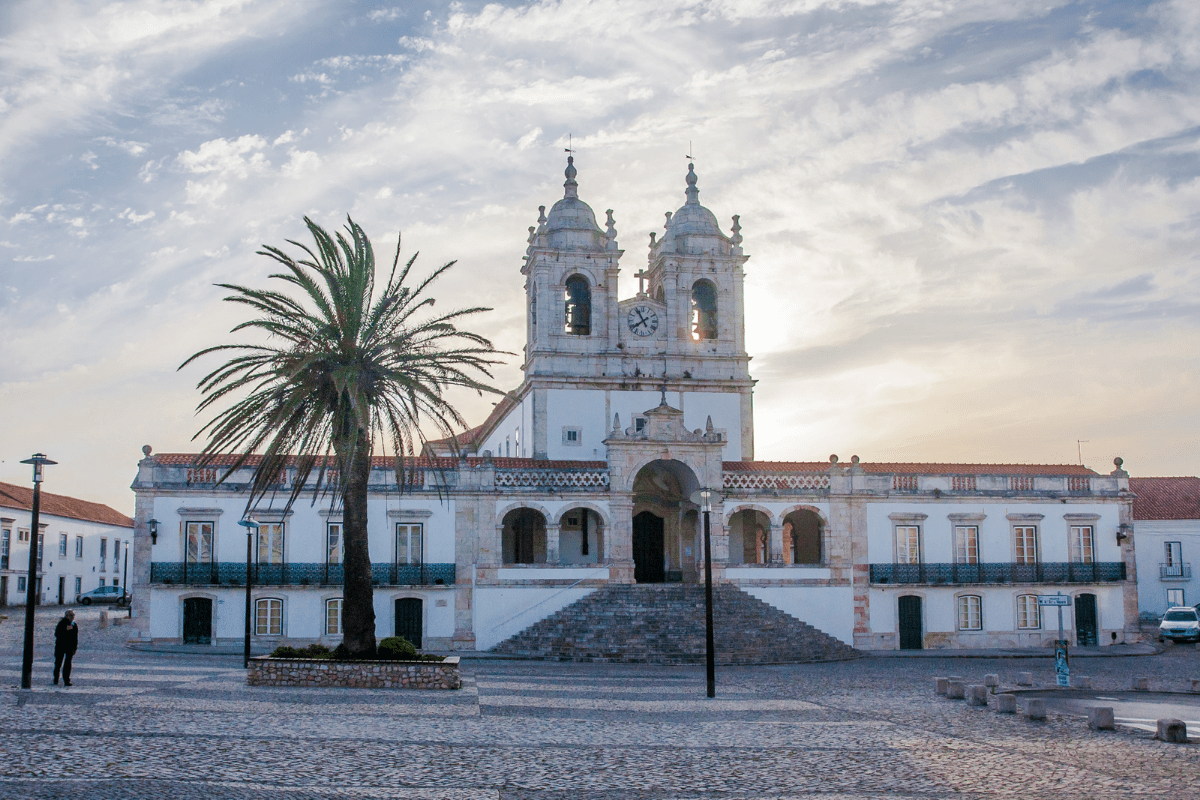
[627,305,659,337]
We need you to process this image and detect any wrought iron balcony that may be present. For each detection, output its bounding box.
[149,561,455,586]
[1160,563,1192,580]
[869,561,1126,585]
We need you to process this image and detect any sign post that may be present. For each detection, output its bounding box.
[1038,593,1072,687]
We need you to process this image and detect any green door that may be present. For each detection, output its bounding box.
[898,595,923,650]
[183,597,213,644]
[1074,594,1098,646]
[395,598,423,649]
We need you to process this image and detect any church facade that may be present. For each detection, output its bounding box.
[129,159,1139,653]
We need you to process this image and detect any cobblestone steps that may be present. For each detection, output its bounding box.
[491,583,860,664]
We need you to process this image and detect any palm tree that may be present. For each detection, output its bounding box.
[182,217,500,656]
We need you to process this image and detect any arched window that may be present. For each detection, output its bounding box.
[564,275,591,335]
[783,509,823,564]
[502,508,547,564]
[255,598,283,636]
[691,280,717,340]
[1016,594,1041,630]
[325,598,343,635]
[957,595,982,631]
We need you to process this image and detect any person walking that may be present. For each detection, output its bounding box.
[53,609,78,686]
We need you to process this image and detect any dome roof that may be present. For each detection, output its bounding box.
[661,163,732,256]
[545,156,607,252]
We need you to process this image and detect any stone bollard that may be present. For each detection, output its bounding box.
[1026,698,1047,721]
[995,694,1017,714]
[98,610,108,629]
[1088,707,1115,730]
[1074,675,1091,690]
[984,674,999,689]
[1190,679,1200,693]
[967,685,989,706]
[1133,676,1149,691]
[935,677,949,695]
[1017,672,1033,686]
[1156,718,1189,743]
[946,680,965,699]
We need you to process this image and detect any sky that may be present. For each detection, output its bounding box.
[1,0,1198,515]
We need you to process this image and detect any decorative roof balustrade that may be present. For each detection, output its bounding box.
[494,468,610,489]
[722,471,831,491]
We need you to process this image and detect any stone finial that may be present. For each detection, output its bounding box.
[664,211,672,229]
[1111,456,1128,477]
[536,205,547,231]
[684,162,699,205]
[142,445,152,457]
[605,209,618,251]
[612,413,621,432]
[730,214,742,245]
[563,155,578,199]
[830,454,839,464]
[649,231,656,248]
[526,225,536,256]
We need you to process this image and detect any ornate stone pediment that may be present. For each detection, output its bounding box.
[605,396,724,444]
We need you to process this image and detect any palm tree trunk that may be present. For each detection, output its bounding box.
[340,432,376,657]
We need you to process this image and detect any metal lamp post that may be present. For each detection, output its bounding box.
[19,453,56,690]
[238,519,259,669]
[691,487,717,698]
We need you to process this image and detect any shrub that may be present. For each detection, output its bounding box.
[333,643,351,660]
[270,645,302,659]
[300,643,332,658]
[377,636,418,661]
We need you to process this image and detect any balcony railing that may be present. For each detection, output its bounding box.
[1160,563,1192,580]
[150,561,455,586]
[869,561,1126,585]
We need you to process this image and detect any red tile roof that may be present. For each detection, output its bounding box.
[422,390,521,456]
[0,481,133,528]
[724,460,1098,476]
[1130,477,1200,521]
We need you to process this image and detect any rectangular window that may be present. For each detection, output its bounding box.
[1167,588,1185,607]
[37,533,43,569]
[1014,526,1038,564]
[99,538,107,571]
[75,535,83,559]
[954,526,979,564]
[59,533,68,557]
[255,598,283,635]
[74,577,81,595]
[1069,526,1094,563]
[257,523,284,565]
[185,522,214,563]
[18,527,29,542]
[325,598,343,635]
[895,526,921,564]
[112,578,119,588]
[17,576,26,592]
[957,595,983,631]
[396,524,423,565]
[1017,594,1041,629]
[326,524,342,565]
[114,539,121,569]
[1,528,9,570]
[1165,541,1182,566]
[99,578,105,588]
[633,415,648,433]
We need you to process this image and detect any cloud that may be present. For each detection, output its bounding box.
[176,135,270,177]
[118,207,156,224]
[14,254,54,261]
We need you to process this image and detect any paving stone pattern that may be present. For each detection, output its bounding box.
[2,605,1199,799]
[492,584,859,663]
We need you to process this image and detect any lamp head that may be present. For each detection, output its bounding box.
[148,518,159,545]
[20,453,57,484]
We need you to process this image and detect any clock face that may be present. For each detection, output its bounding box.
[627,305,659,337]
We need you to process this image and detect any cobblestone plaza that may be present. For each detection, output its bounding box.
[2,607,1197,800]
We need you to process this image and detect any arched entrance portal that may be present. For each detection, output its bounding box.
[631,459,701,584]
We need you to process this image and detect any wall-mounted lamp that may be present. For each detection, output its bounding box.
[1116,523,1131,544]
[148,518,159,545]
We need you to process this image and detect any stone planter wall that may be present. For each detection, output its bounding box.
[247,656,461,689]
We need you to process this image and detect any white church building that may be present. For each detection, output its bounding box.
[129,158,1139,655]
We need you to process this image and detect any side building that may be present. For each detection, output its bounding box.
[0,481,134,607]
[1131,476,1200,618]
[128,158,1140,654]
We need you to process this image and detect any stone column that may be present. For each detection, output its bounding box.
[608,495,634,583]
[545,523,561,565]
[769,522,784,565]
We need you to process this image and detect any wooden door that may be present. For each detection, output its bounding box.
[632,512,665,584]
[395,598,423,649]
[183,597,213,644]
[898,595,923,650]
[1074,593,1098,646]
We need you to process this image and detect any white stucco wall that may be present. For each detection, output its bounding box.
[1134,519,1200,617]
[546,388,607,460]
[743,586,854,644]
[473,586,596,650]
[1,509,132,605]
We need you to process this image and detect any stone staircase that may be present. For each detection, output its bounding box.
[491,584,860,664]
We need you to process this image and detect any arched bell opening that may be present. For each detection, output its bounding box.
[502,508,547,564]
[782,508,823,564]
[564,274,591,335]
[690,279,717,341]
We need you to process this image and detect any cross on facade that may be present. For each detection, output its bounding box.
[635,268,649,295]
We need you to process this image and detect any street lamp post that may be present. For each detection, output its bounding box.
[238,519,259,669]
[19,453,56,690]
[691,487,717,698]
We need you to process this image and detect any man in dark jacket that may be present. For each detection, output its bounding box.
[53,609,78,686]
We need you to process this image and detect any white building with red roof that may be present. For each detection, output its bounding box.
[129,160,1140,655]
[0,481,134,608]
[1130,477,1200,618]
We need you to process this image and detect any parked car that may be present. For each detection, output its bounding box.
[1158,606,1200,643]
[76,586,129,606]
